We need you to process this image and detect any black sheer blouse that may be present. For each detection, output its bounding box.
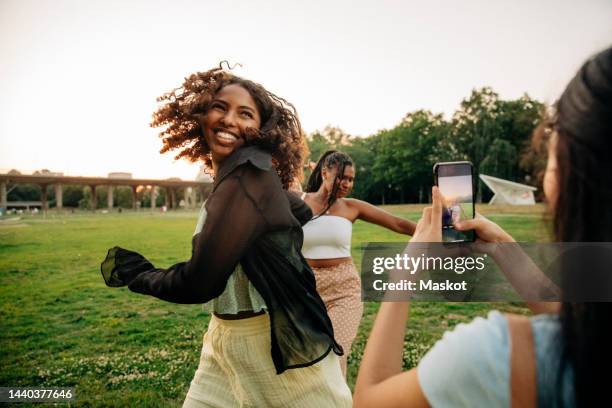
[101,145,343,374]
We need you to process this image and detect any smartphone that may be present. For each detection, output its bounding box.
[433,161,475,243]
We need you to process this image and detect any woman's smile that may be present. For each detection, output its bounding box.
[202,83,262,168]
[214,129,240,144]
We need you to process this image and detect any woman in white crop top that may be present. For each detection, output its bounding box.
[301,150,417,376]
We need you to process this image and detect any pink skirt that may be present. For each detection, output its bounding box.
[311,260,363,377]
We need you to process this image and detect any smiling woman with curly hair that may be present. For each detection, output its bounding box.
[101,64,352,407]
[151,64,307,188]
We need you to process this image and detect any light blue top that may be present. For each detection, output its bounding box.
[194,202,267,314]
[417,311,574,408]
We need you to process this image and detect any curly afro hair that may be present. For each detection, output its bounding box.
[150,63,308,188]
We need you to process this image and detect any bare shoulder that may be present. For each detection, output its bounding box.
[344,198,378,212]
[344,198,366,208]
[340,198,365,220]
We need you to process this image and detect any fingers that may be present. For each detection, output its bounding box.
[454,217,479,231]
[455,213,491,231]
[415,217,424,230]
[422,206,432,224]
[431,186,442,230]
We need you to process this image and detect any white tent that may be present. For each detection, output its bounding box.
[479,174,537,205]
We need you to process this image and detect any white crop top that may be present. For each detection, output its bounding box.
[301,194,353,259]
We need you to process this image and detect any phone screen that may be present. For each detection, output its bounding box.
[435,162,475,243]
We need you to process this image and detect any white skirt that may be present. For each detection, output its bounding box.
[183,313,352,407]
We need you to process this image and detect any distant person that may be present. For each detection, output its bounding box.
[353,47,612,407]
[441,206,452,226]
[101,65,351,407]
[301,150,417,376]
[450,204,461,224]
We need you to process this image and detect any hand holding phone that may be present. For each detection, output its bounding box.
[433,161,475,243]
[410,186,444,243]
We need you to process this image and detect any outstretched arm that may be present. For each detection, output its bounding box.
[101,165,271,304]
[350,199,417,235]
[354,188,445,407]
[353,302,430,408]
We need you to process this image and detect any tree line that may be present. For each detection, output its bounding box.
[305,87,547,204]
[8,87,546,207]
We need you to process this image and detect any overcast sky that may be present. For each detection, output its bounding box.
[1,0,611,180]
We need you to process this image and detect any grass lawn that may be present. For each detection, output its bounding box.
[0,204,550,407]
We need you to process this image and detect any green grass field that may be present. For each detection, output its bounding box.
[0,204,550,407]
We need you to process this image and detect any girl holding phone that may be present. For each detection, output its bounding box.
[354,47,612,407]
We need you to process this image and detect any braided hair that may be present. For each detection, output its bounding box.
[305,150,353,218]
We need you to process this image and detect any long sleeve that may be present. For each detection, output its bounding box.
[101,164,272,304]
[285,190,313,226]
[101,146,343,374]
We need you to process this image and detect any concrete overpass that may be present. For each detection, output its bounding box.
[0,173,212,211]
